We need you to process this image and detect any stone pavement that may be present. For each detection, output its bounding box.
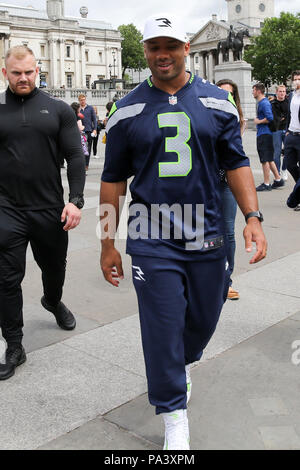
[0,129,300,450]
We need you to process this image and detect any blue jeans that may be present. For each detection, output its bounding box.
[220,181,237,286]
[272,130,286,173]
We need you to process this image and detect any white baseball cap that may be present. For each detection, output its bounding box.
[142,15,188,43]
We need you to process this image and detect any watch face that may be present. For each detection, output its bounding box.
[259,3,265,12]
[235,4,242,13]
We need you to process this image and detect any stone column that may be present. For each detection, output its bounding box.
[59,39,65,87]
[0,35,5,66]
[207,51,214,82]
[198,53,205,79]
[218,50,223,65]
[118,47,122,79]
[105,45,110,79]
[4,35,9,55]
[229,49,234,63]
[202,53,207,79]
[0,35,5,89]
[49,39,58,88]
[189,53,194,74]
[74,40,81,88]
[80,41,86,88]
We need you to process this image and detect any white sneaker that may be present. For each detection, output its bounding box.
[281,170,288,181]
[186,364,192,404]
[162,409,190,450]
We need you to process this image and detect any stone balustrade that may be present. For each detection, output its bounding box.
[44,88,131,108]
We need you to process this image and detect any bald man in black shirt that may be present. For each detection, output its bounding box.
[0,46,86,380]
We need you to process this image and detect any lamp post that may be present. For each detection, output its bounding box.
[112,50,116,89]
[112,50,116,77]
[38,59,42,88]
[109,64,113,89]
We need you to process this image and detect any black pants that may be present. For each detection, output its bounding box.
[93,133,99,156]
[0,207,68,345]
[285,134,300,183]
[85,132,93,167]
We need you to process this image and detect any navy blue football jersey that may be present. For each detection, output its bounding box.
[102,74,250,260]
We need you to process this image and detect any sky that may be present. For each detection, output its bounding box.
[1,0,299,33]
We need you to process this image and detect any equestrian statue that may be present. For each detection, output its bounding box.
[217,26,250,62]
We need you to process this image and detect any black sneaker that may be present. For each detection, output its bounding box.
[271,179,285,189]
[256,183,272,192]
[0,344,26,380]
[41,296,76,330]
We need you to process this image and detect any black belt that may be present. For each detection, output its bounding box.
[288,131,300,136]
[202,236,224,252]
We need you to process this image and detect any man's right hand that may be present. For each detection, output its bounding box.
[100,245,124,287]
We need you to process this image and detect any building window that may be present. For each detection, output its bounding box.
[66,74,72,88]
[66,45,71,58]
[86,75,91,89]
[99,52,103,63]
[85,50,89,62]
[40,45,45,57]
[195,56,199,64]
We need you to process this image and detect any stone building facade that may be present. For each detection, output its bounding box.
[0,0,122,91]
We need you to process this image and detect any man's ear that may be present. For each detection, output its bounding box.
[184,42,190,57]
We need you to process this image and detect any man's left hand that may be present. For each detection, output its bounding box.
[61,203,82,231]
[243,219,267,264]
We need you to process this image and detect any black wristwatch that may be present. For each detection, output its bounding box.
[245,211,264,223]
[69,196,84,209]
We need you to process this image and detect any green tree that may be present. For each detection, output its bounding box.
[118,24,147,78]
[244,12,300,86]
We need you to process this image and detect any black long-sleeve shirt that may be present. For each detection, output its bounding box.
[0,87,85,210]
[271,98,289,131]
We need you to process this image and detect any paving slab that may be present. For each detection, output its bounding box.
[104,312,300,450]
[22,302,100,353]
[63,314,145,377]
[37,417,159,450]
[0,343,146,450]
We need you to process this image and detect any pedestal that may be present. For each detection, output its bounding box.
[214,61,256,120]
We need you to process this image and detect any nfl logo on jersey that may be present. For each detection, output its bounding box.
[169,96,178,106]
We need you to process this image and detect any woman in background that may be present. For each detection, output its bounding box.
[70,102,89,166]
[216,79,246,301]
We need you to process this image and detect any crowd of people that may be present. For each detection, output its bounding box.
[253,78,300,211]
[0,12,299,451]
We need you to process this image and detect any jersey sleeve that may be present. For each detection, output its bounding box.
[217,112,250,171]
[101,106,133,182]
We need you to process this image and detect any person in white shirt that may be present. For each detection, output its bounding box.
[285,71,300,211]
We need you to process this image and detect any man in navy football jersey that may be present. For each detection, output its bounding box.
[100,15,267,450]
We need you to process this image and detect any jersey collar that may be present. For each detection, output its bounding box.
[147,71,195,95]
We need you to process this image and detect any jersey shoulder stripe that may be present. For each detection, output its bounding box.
[106,81,149,133]
[199,96,239,121]
[194,79,239,121]
[106,103,146,134]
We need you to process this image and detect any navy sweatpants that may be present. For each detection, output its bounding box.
[131,255,229,414]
